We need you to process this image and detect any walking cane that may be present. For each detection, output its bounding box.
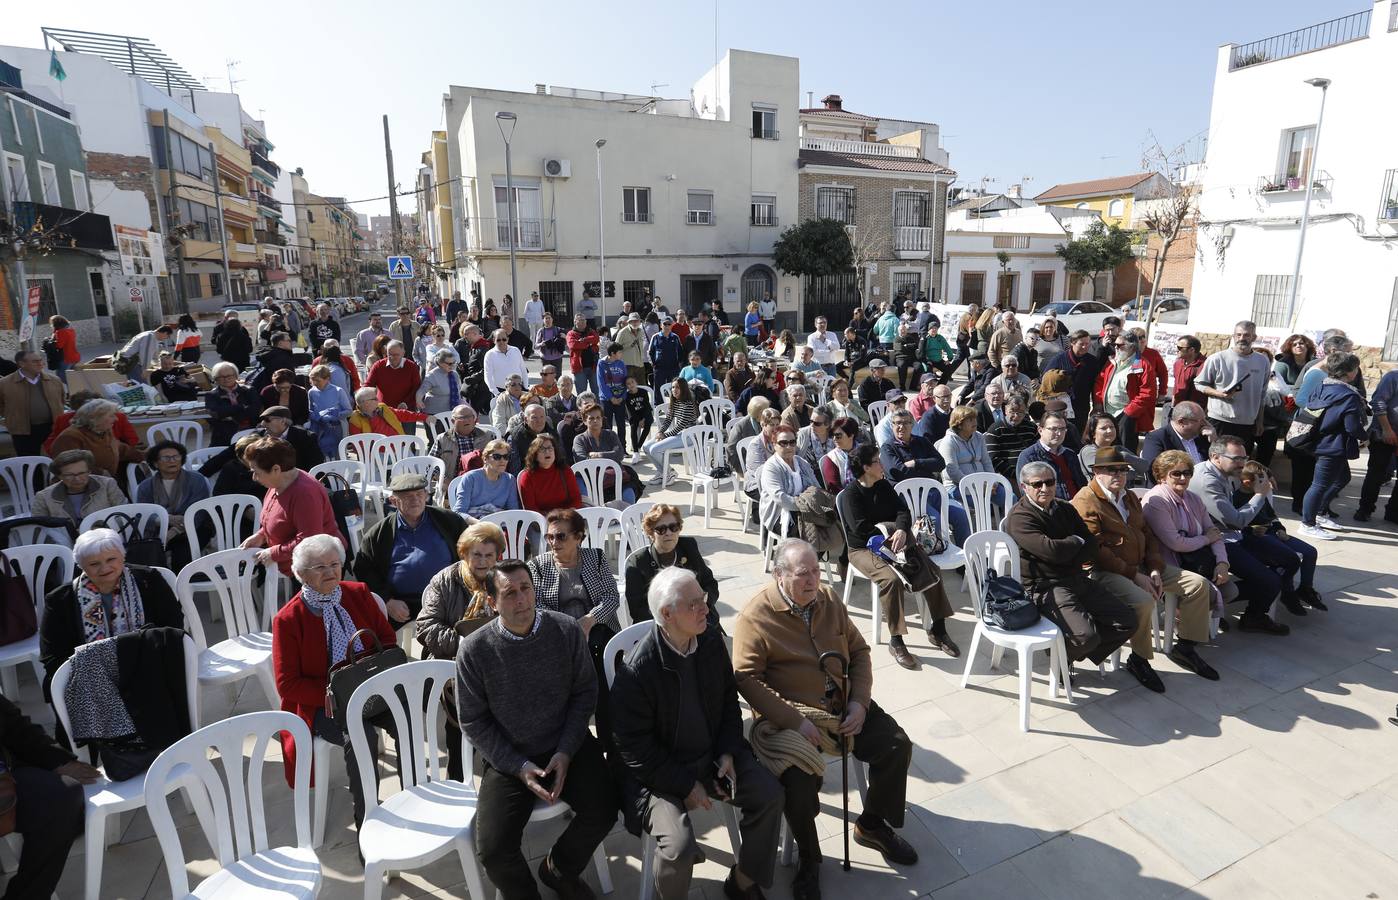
[818,650,851,872]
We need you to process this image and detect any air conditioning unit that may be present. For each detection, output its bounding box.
[543,158,571,178]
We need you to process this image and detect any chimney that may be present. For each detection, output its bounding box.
[821,94,843,111]
[1007,184,1022,199]
[535,83,547,95]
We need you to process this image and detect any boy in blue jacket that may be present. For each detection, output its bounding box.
[596,343,631,447]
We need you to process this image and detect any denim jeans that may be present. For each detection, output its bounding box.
[1301,455,1350,526]
[572,367,597,396]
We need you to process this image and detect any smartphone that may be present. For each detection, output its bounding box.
[712,761,733,798]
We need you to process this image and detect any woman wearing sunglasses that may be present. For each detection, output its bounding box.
[622,503,720,627]
[452,438,521,523]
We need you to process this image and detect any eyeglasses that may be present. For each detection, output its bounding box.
[545,531,576,542]
[1167,469,1192,479]
[776,439,797,446]
[1043,425,1068,433]
[811,420,828,427]
[486,453,509,461]
[59,470,91,480]
[156,455,183,463]
[304,562,342,575]
[652,522,681,535]
[1220,453,1248,462]
[1025,478,1057,489]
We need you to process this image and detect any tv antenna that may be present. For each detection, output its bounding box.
[650,82,669,95]
[225,59,243,93]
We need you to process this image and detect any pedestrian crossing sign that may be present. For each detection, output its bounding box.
[387,255,414,279]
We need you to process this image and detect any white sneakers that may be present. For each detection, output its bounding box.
[1315,514,1345,531]
[1299,524,1337,541]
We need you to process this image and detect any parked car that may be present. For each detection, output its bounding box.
[1023,300,1118,336]
[220,303,263,331]
[1122,293,1189,324]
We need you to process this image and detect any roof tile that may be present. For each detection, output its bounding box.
[1033,173,1153,202]
[798,149,955,176]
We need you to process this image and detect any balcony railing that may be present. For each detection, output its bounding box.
[1257,170,1333,195]
[462,217,556,251]
[255,228,287,246]
[254,191,282,211]
[750,211,778,227]
[621,212,654,223]
[1229,9,1371,70]
[687,210,715,225]
[8,201,115,250]
[894,225,932,254]
[250,149,280,178]
[844,224,857,245]
[800,136,920,159]
[750,128,780,140]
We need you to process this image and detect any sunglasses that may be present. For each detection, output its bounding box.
[1025,478,1057,489]
[545,531,576,542]
[1167,469,1192,478]
[652,522,681,535]
[486,453,509,461]
[776,439,797,446]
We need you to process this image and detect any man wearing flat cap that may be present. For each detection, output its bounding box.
[352,472,467,632]
[197,403,323,482]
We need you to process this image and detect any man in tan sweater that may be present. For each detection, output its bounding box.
[731,538,916,900]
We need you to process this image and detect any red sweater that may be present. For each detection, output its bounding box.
[253,470,346,576]
[271,581,395,785]
[55,327,80,364]
[365,359,422,409]
[43,410,138,454]
[517,464,582,514]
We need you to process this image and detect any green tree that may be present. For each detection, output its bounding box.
[772,217,854,278]
[1055,221,1134,300]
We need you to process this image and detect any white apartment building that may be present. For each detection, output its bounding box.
[1190,1,1398,355]
[943,207,1086,310]
[437,49,800,326]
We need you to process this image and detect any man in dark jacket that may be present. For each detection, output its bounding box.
[258,405,325,471]
[1140,401,1209,481]
[307,303,341,349]
[0,695,99,899]
[213,312,254,370]
[610,567,783,900]
[879,408,946,484]
[647,318,684,402]
[249,332,298,392]
[454,323,494,414]
[1004,461,1135,666]
[857,359,896,408]
[1046,329,1102,433]
[509,402,568,473]
[352,473,466,630]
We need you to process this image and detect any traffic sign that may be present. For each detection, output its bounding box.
[26,285,41,316]
[387,256,414,279]
[17,315,33,343]
[130,287,145,304]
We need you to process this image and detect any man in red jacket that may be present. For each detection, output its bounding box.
[1093,331,1157,453]
[365,340,423,432]
[566,313,600,397]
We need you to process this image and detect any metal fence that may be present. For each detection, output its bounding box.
[1250,274,1294,329]
[1230,10,1371,70]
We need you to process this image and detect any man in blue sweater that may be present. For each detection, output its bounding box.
[596,343,631,447]
[648,318,684,402]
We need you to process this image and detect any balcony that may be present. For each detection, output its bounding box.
[250,149,280,179]
[1257,170,1333,196]
[462,217,556,251]
[254,228,287,246]
[8,201,115,250]
[800,136,920,159]
[844,224,857,245]
[254,191,282,212]
[894,225,932,257]
[1229,9,1371,70]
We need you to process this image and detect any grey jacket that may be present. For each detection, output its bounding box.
[1188,460,1266,534]
[32,475,126,526]
[416,367,462,416]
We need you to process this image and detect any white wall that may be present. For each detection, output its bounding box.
[1190,0,1398,343]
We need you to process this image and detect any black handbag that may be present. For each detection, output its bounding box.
[99,511,168,570]
[1177,545,1217,580]
[981,567,1041,631]
[315,471,361,547]
[324,628,407,723]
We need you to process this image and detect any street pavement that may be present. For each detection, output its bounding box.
[11,332,1398,899]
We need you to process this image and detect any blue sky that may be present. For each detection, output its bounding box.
[6,0,1366,215]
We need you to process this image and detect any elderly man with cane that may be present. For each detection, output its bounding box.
[732,538,917,900]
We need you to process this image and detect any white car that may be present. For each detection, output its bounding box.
[1023,300,1118,336]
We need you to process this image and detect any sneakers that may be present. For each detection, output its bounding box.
[1315,514,1345,531]
[1298,524,1337,541]
[1299,586,1328,611]
[1125,653,1165,693]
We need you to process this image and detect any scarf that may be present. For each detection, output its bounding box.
[76,567,145,644]
[299,583,363,667]
[447,371,460,408]
[824,447,853,488]
[150,470,189,514]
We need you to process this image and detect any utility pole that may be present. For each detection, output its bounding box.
[208,139,232,304]
[0,117,33,348]
[383,114,406,309]
[163,110,188,314]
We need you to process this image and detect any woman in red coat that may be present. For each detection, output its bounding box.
[1092,331,1158,452]
[271,533,396,828]
[517,433,582,514]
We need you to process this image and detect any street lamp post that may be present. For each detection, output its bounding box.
[1285,77,1330,330]
[495,111,520,311]
[595,138,607,325]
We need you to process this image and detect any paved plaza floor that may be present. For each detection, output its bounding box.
[10,450,1398,899]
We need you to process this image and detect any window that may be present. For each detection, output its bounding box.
[992,235,1030,249]
[1075,202,1089,210]
[1107,198,1125,217]
[493,179,543,248]
[751,106,778,140]
[750,194,777,226]
[37,161,59,205]
[1031,271,1054,306]
[169,198,221,243]
[150,126,214,183]
[1251,274,1293,329]
[183,273,204,299]
[815,186,855,224]
[624,280,654,309]
[209,273,223,297]
[538,280,574,320]
[622,187,651,223]
[687,190,714,225]
[893,191,928,228]
[960,272,986,305]
[5,99,18,147]
[892,272,922,301]
[1279,126,1316,182]
[3,153,28,202]
[70,171,89,211]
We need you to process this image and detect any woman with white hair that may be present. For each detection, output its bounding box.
[49,399,145,480]
[271,533,397,830]
[346,385,425,436]
[202,360,262,446]
[415,348,462,415]
[39,527,183,702]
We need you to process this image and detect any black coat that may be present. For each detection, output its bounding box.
[1004,497,1099,592]
[39,565,184,701]
[249,346,298,392]
[203,385,262,447]
[622,536,720,627]
[609,625,747,834]
[214,323,253,370]
[0,694,74,771]
[307,318,341,349]
[1140,425,1209,482]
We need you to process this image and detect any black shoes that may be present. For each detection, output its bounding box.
[1125,653,1166,693]
[791,862,821,900]
[889,636,920,670]
[1239,613,1291,636]
[927,629,961,658]
[1354,508,1371,522]
[853,820,919,865]
[1299,586,1328,611]
[1168,643,1220,681]
[538,856,596,900]
[723,867,767,900]
[1279,591,1308,617]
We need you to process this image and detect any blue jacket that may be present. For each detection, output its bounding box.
[1368,369,1398,438]
[597,358,629,402]
[879,435,945,482]
[1015,442,1087,501]
[648,332,683,372]
[1309,379,1366,459]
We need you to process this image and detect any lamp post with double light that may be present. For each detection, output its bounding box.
[495,111,520,309]
[1285,77,1330,330]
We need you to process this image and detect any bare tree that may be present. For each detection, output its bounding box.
[846,217,891,303]
[1136,131,1202,320]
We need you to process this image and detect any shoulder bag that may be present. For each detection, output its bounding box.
[981,567,1040,631]
[0,558,38,647]
[99,511,168,570]
[324,628,407,723]
[1284,404,1326,455]
[315,471,361,547]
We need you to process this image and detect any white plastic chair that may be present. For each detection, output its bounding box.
[79,503,169,546]
[53,630,212,900]
[699,397,736,436]
[338,433,383,469]
[603,624,738,900]
[617,501,655,566]
[577,505,624,566]
[0,545,71,696]
[648,403,687,484]
[735,436,759,535]
[230,427,260,446]
[426,410,455,442]
[0,455,49,517]
[347,660,485,900]
[446,473,466,510]
[960,530,1073,732]
[573,458,623,507]
[388,454,447,498]
[482,509,547,560]
[867,400,889,426]
[174,549,278,714]
[186,446,225,470]
[148,419,209,451]
[682,424,739,527]
[310,460,367,553]
[833,489,930,645]
[144,710,322,900]
[126,463,150,502]
[367,435,431,513]
[184,494,262,559]
[959,472,1014,535]
[891,477,968,585]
